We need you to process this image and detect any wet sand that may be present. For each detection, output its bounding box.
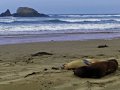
[0,39,120,90]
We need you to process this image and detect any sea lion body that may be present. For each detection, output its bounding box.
[74,59,118,78]
[63,59,98,70]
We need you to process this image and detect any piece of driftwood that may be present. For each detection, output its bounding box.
[97,45,108,48]
[31,52,53,57]
[24,72,40,78]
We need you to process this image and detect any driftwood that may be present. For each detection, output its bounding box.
[31,52,53,57]
[24,72,40,78]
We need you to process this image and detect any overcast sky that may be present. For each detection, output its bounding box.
[0,0,120,14]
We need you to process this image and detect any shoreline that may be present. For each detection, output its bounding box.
[0,32,120,45]
[0,39,120,90]
[0,37,119,46]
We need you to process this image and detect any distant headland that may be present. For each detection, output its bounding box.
[0,7,49,17]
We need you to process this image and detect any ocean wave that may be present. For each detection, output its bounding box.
[42,19,119,24]
[0,15,120,34]
[0,18,120,24]
[51,14,120,18]
[58,19,119,24]
[1,15,120,24]
[43,19,68,23]
[0,23,120,32]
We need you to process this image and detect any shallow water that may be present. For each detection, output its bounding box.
[0,33,119,45]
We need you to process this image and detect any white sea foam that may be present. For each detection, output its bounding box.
[59,18,120,22]
[0,23,120,35]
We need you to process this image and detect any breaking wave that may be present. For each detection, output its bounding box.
[0,14,120,35]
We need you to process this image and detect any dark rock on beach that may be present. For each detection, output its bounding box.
[0,9,12,17]
[12,7,49,17]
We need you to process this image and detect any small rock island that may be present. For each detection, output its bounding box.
[0,7,49,17]
[0,9,12,17]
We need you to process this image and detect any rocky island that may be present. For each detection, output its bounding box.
[0,9,12,17]
[0,7,49,17]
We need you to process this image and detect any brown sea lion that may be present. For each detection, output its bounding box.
[73,59,118,78]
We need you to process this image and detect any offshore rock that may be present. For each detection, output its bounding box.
[0,9,12,17]
[12,7,49,17]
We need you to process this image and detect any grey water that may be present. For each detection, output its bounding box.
[0,14,120,44]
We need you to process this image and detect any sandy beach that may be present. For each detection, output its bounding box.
[0,39,120,90]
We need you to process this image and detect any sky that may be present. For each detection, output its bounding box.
[0,0,120,14]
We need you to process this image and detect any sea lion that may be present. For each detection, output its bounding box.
[73,59,118,78]
[63,59,98,70]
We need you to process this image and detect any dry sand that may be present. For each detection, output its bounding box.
[0,39,120,90]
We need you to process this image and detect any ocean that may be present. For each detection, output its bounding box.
[0,14,120,44]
